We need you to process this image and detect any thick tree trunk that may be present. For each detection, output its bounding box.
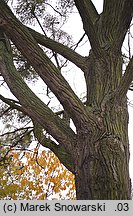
[74,51,131,199]
[74,103,130,199]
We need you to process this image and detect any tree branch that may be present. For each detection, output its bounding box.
[0,94,26,114]
[115,57,133,101]
[0,127,33,137]
[0,34,76,154]
[27,27,88,72]
[74,0,103,57]
[0,0,94,131]
[75,0,99,24]
[102,0,133,51]
[33,122,75,174]
[0,93,75,173]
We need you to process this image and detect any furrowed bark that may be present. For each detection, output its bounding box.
[74,0,99,25]
[74,0,103,57]
[74,87,130,199]
[0,0,95,130]
[27,27,88,72]
[102,0,133,51]
[0,35,76,154]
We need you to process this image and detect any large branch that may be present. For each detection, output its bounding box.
[33,122,75,173]
[75,0,99,24]
[0,0,93,130]
[0,93,75,173]
[27,27,88,72]
[115,57,133,101]
[0,35,76,154]
[74,0,103,57]
[102,0,133,51]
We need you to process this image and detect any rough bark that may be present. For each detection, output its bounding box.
[0,35,76,172]
[0,3,93,132]
[74,78,130,199]
[27,27,88,72]
[0,0,133,199]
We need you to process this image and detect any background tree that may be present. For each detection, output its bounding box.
[0,0,133,199]
[0,148,75,200]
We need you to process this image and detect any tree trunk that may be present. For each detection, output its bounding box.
[74,52,131,200]
[74,102,130,199]
[75,126,130,199]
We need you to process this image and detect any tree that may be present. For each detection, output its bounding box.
[0,0,133,199]
[0,148,75,200]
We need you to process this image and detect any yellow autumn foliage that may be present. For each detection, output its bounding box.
[0,147,76,200]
